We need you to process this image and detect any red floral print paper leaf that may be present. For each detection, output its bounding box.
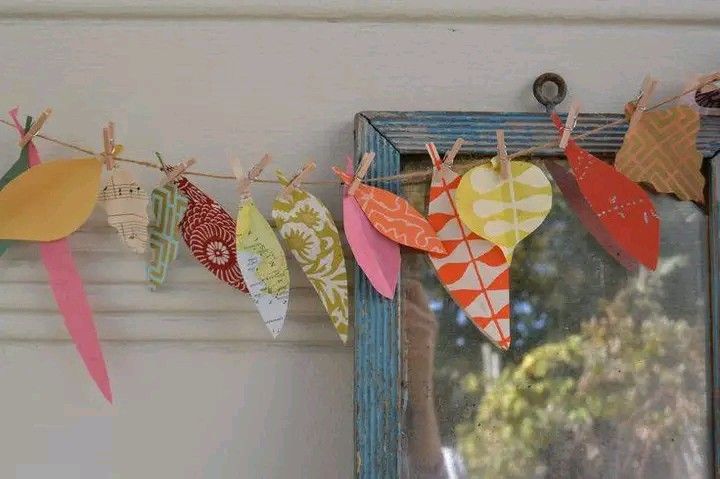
[551,112,660,270]
[175,177,248,292]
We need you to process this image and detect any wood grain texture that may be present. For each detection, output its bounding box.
[709,160,720,478]
[354,114,401,479]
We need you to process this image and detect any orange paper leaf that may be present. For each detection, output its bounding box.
[332,167,445,254]
[615,105,705,203]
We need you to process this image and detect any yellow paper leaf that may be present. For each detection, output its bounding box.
[456,159,552,260]
[0,157,101,241]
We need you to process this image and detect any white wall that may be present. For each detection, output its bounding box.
[0,2,717,478]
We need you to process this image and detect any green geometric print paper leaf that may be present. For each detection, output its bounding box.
[271,170,349,343]
[456,160,552,260]
[146,184,189,290]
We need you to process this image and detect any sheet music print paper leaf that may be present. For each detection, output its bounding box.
[340,158,400,299]
[97,167,150,253]
[332,168,445,255]
[236,199,290,338]
[455,160,552,261]
[146,184,189,290]
[272,171,349,343]
[0,114,31,258]
[545,160,639,272]
[0,157,101,241]
[9,108,112,402]
[175,177,248,292]
[427,150,511,349]
[550,112,660,270]
[615,105,705,203]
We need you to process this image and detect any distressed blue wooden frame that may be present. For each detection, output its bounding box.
[353,110,720,478]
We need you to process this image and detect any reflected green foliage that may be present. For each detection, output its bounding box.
[456,275,706,478]
[401,156,709,477]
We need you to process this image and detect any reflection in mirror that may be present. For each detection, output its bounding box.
[400,156,710,479]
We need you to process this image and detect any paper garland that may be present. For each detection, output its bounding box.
[236,197,290,338]
[545,160,639,272]
[426,144,511,349]
[97,167,150,253]
[147,184,189,290]
[0,115,31,258]
[456,160,552,261]
[550,112,660,270]
[333,167,445,255]
[0,156,101,241]
[341,158,400,299]
[615,105,705,203]
[272,170,349,343]
[9,108,112,402]
[175,176,248,292]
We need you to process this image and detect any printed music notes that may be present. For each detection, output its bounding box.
[97,168,150,253]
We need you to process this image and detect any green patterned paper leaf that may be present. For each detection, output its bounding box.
[0,116,32,258]
[146,184,189,290]
[271,170,349,343]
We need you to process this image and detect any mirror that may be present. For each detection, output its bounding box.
[399,155,711,478]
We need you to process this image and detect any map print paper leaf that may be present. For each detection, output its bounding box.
[272,170,349,343]
[341,158,400,299]
[0,157,101,241]
[0,113,32,258]
[146,184,189,290]
[332,167,445,255]
[236,198,290,338]
[9,108,112,402]
[550,112,660,270]
[455,160,552,261]
[426,145,511,349]
[175,176,248,292]
[615,105,705,203]
[545,160,639,272]
[97,167,150,253]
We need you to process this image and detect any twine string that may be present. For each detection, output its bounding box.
[0,79,712,186]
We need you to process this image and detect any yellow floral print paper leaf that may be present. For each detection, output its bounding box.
[236,198,290,338]
[456,160,552,260]
[615,105,705,203]
[271,170,349,343]
[0,157,101,241]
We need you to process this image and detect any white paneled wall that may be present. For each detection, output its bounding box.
[0,3,717,478]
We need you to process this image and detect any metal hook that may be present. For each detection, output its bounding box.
[533,73,568,112]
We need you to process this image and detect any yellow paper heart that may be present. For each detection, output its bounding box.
[0,157,102,241]
[456,159,552,260]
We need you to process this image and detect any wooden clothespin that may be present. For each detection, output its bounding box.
[496,130,510,180]
[443,138,464,167]
[101,122,116,170]
[559,101,580,149]
[237,154,272,198]
[160,158,196,186]
[18,108,52,147]
[628,76,657,131]
[696,71,720,93]
[348,152,376,195]
[282,161,316,198]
